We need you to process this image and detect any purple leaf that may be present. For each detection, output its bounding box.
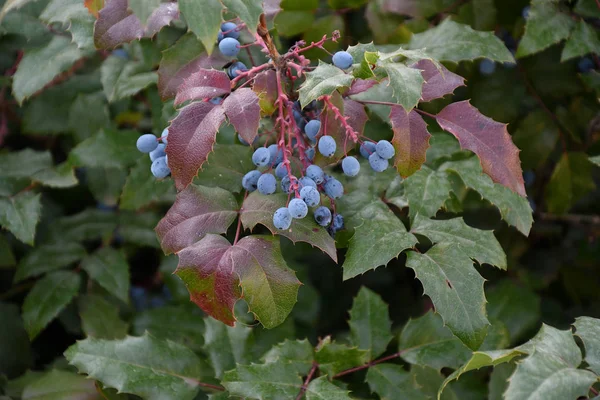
[346,79,378,96]
[344,99,368,137]
[166,102,226,190]
[390,106,431,177]
[145,2,179,37]
[175,234,240,326]
[436,101,526,196]
[94,0,143,49]
[174,69,231,107]
[252,69,278,116]
[223,88,261,145]
[155,184,238,254]
[412,59,465,102]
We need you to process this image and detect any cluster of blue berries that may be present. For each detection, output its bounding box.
[136,128,171,179]
[217,22,242,58]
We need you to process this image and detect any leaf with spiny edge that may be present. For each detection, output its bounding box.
[174,69,231,106]
[306,376,353,400]
[412,59,465,102]
[222,88,261,145]
[315,336,369,377]
[404,165,452,222]
[348,287,393,359]
[366,364,429,400]
[178,0,222,55]
[298,61,354,108]
[222,361,303,400]
[261,339,315,375]
[573,317,600,375]
[0,192,42,246]
[380,61,424,111]
[203,317,253,379]
[221,0,263,33]
[390,105,431,177]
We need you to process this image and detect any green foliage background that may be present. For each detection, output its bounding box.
[1,0,600,399]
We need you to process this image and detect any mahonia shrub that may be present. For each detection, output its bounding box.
[1,0,599,399]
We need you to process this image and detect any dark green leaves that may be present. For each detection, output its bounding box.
[221,0,263,33]
[0,192,42,245]
[179,0,222,55]
[222,362,303,400]
[573,317,600,375]
[348,287,393,359]
[14,242,86,282]
[379,62,424,111]
[100,56,157,102]
[517,1,575,58]
[562,20,600,61]
[404,165,451,221]
[79,294,128,339]
[366,364,428,400]
[315,336,368,377]
[545,152,595,214]
[21,369,99,400]
[81,248,130,303]
[299,61,354,108]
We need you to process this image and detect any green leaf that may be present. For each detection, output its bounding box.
[12,35,90,104]
[562,20,600,61]
[298,61,354,108]
[21,369,98,400]
[0,302,33,377]
[203,318,252,379]
[409,19,515,63]
[0,235,16,268]
[79,294,128,340]
[315,336,369,377]
[101,56,157,102]
[51,209,118,243]
[128,0,161,23]
[22,271,81,340]
[366,364,429,400]
[14,242,86,282]
[343,201,417,280]
[574,0,600,18]
[399,311,471,370]
[68,92,110,141]
[406,244,489,350]
[545,152,595,214]
[40,0,96,51]
[81,248,130,304]
[573,317,600,375]
[349,287,393,359]
[404,165,452,221]
[221,0,262,33]
[65,333,205,400]
[195,144,254,193]
[70,129,141,169]
[590,155,600,167]
[179,0,222,55]
[119,212,162,248]
[222,361,302,400]
[0,0,39,20]
[31,162,79,189]
[346,42,378,79]
[380,62,424,110]
[0,149,52,179]
[306,376,352,400]
[261,339,315,376]
[513,110,559,170]
[488,363,516,400]
[516,1,575,58]
[0,192,42,245]
[504,324,597,400]
[410,365,459,400]
[120,157,174,210]
[411,215,506,269]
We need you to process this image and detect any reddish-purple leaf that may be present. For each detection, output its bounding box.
[252,70,278,116]
[167,102,226,190]
[222,88,261,145]
[436,101,526,196]
[346,79,378,96]
[390,106,431,177]
[344,99,368,137]
[412,59,465,102]
[145,2,180,36]
[174,69,231,106]
[240,192,337,262]
[229,235,301,328]
[155,184,238,254]
[94,0,143,49]
[175,234,240,326]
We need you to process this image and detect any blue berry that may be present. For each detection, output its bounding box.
[318,136,336,157]
[300,186,320,207]
[137,134,158,153]
[275,163,288,179]
[376,140,395,159]
[332,214,344,230]
[161,128,169,144]
[288,198,308,219]
[227,61,248,79]
[305,147,315,161]
[369,153,388,172]
[281,175,298,193]
[221,22,240,39]
[479,59,496,75]
[151,156,170,178]
[332,51,353,69]
[273,207,292,230]
[150,143,166,161]
[252,147,271,167]
[242,170,261,192]
[219,37,240,57]
[342,156,360,177]
[323,178,344,199]
[217,31,224,42]
[359,142,376,158]
[257,173,277,195]
[306,165,324,184]
[210,97,223,104]
[305,120,321,140]
[578,57,595,73]
[314,206,332,226]
[112,49,128,59]
[299,176,317,189]
[268,144,284,166]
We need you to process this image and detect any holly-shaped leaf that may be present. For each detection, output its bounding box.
[573,317,600,375]
[380,61,424,111]
[348,287,393,359]
[156,184,238,254]
[65,333,206,400]
[178,0,222,55]
[406,244,490,350]
[22,271,81,340]
[40,0,96,51]
[261,339,315,375]
[252,69,279,115]
[222,361,303,400]
[390,106,431,177]
[315,336,369,377]
[79,294,128,339]
[194,144,254,194]
[167,102,226,190]
[412,59,465,102]
[174,69,231,106]
[101,56,157,103]
[223,88,261,145]
[70,129,141,169]
[562,20,600,61]
[545,152,595,215]
[221,0,263,33]
[203,318,253,378]
[21,370,98,400]
[94,0,143,49]
[411,215,506,270]
[306,376,352,400]
[0,192,42,245]
[14,242,87,283]
[404,165,452,221]
[120,157,175,211]
[128,0,161,23]
[298,61,354,108]
[81,247,130,304]
[240,192,337,262]
[366,364,429,400]
[343,98,369,137]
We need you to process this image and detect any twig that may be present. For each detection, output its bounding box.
[295,362,318,400]
[332,350,405,379]
[233,191,248,245]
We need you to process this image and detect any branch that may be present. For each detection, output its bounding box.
[295,362,318,400]
[331,350,405,379]
[257,13,280,64]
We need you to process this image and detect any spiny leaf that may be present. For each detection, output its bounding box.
[79,294,128,339]
[0,192,42,245]
[179,0,222,55]
[21,369,98,400]
[261,339,315,375]
[252,69,278,115]
[101,56,157,103]
[306,376,352,400]
[155,184,238,255]
[545,152,595,214]
[84,0,104,16]
[40,0,96,52]
[120,157,175,211]
[390,106,431,177]
[221,0,263,33]
[343,98,369,137]
[366,364,429,400]
[22,271,81,340]
[174,69,231,106]
[0,149,53,179]
[167,102,226,190]
[94,0,143,49]
[70,129,141,169]
[346,42,378,79]
[81,247,130,304]
[380,61,424,110]
[65,333,205,400]
[14,242,86,283]
[411,215,507,270]
[404,165,452,221]
[175,234,239,326]
[194,144,254,194]
[223,88,261,145]
[222,361,303,400]
[203,318,252,379]
[562,20,600,61]
[349,287,393,359]
[412,59,465,102]
[406,244,490,350]
[573,317,600,375]
[298,61,354,108]
[128,0,161,23]
[315,336,369,377]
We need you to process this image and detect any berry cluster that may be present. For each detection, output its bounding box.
[135,128,171,178]
[217,22,242,58]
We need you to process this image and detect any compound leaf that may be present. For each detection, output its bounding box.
[298,61,354,108]
[390,106,431,177]
[349,287,393,359]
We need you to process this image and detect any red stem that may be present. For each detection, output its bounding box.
[233,191,248,245]
[321,95,359,143]
[332,351,405,379]
[295,362,319,400]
